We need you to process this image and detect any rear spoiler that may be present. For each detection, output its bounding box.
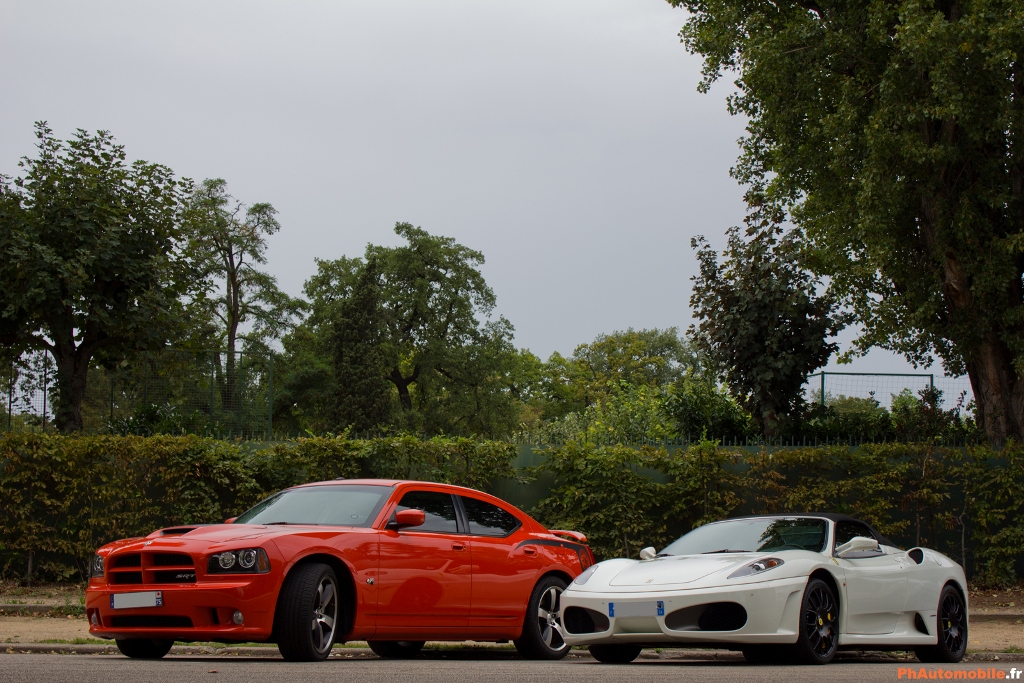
[549,529,587,544]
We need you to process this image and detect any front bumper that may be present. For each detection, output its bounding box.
[560,576,806,646]
[86,576,278,643]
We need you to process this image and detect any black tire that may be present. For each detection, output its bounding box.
[588,644,642,664]
[367,640,425,659]
[115,638,173,659]
[274,562,341,662]
[513,575,570,660]
[915,584,968,663]
[792,578,839,664]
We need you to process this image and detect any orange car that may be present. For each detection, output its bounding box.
[85,479,593,662]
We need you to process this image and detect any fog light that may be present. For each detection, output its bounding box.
[90,612,99,626]
[232,610,244,625]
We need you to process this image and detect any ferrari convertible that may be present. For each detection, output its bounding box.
[85,479,593,661]
[559,514,967,665]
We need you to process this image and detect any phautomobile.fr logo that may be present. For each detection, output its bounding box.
[898,667,1023,679]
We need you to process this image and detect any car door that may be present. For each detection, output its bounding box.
[458,495,539,630]
[835,520,908,634]
[375,489,471,635]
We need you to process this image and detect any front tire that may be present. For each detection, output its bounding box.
[367,640,425,659]
[589,644,642,664]
[916,585,967,663]
[792,578,839,664]
[115,638,173,659]
[513,575,569,660]
[275,562,341,662]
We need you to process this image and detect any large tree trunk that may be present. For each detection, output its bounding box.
[964,336,1024,445]
[388,365,419,412]
[51,343,90,433]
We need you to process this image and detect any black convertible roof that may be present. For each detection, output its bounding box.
[727,512,899,549]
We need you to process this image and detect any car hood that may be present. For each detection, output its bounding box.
[608,553,758,586]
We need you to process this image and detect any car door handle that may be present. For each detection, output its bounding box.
[452,542,466,551]
[524,547,537,555]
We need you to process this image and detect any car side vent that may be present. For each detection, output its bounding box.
[563,607,610,634]
[697,603,748,631]
[915,613,930,634]
[908,548,924,565]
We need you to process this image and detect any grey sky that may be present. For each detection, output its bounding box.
[1,0,934,384]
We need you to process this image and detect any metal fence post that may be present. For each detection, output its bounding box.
[7,360,13,432]
[42,352,48,431]
[820,373,826,407]
[109,374,115,426]
[267,352,274,440]
[210,351,217,435]
[237,352,243,438]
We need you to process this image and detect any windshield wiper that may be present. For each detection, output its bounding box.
[702,549,750,554]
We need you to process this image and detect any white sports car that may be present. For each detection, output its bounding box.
[559,514,967,665]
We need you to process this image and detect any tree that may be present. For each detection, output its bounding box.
[331,259,392,433]
[689,222,842,436]
[279,222,525,437]
[670,0,1024,442]
[0,124,190,432]
[185,179,304,410]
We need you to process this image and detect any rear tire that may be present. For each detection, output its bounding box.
[367,640,425,659]
[791,578,839,664]
[588,644,642,664]
[513,575,569,660]
[915,584,967,663]
[274,562,341,662]
[115,638,173,659]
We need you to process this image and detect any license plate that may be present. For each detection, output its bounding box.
[110,591,162,609]
[609,600,664,618]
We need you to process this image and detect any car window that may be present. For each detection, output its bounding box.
[395,491,458,534]
[834,520,883,557]
[233,485,391,526]
[461,497,521,537]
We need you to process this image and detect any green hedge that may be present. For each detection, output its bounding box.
[0,433,519,581]
[534,441,1024,585]
[4,434,1024,586]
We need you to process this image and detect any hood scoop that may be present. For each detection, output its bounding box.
[159,525,211,536]
[609,554,752,586]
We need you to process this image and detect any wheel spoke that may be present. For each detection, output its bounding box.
[541,624,553,646]
[322,615,335,629]
[321,582,335,609]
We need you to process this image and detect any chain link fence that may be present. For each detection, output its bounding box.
[2,349,275,439]
[805,371,974,410]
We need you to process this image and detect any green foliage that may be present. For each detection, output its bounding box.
[670,0,1024,442]
[0,124,192,432]
[0,433,520,581]
[664,375,751,439]
[331,259,392,432]
[690,225,843,437]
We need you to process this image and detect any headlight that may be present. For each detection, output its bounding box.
[572,565,599,586]
[208,548,270,574]
[90,554,104,578]
[728,557,784,579]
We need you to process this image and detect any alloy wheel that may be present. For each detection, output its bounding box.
[311,575,338,655]
[940,592,965,655]
[803,584,838,657]
[536,585,566,652]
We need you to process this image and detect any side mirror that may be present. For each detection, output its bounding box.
[639,547,657,561]
[224,517,237,524]
[389,509,426,529]
[836,536,879,557]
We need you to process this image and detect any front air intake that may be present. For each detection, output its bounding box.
[563,606,610,634]
[109,615,193,628]
[697,603,747,631]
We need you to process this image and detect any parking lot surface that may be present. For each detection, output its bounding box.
[1,653,1015,683]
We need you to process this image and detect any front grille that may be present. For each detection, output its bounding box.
[109,615,193,628]
[151,553,194,567]
[697,603,747,631]
[112,554,141,568]
[111,572,143,585]
[564,606,610,634]
[153,570,196,583]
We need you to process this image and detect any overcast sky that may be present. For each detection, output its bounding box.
[1,0,939,383]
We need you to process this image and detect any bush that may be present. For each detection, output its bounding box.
[0,433,519,582]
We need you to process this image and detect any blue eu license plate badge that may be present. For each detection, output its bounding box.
[657,601,665,616]
[608,603,614,617]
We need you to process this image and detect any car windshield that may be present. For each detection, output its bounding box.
[233,485,391,527]
[660,518,828,555]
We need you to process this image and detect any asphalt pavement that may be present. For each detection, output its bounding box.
[1,653,1017,683]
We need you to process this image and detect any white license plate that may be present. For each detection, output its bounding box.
[110,591,162,609]
[609,600,664,618]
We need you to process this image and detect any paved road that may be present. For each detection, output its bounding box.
[0,653,1013,683]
